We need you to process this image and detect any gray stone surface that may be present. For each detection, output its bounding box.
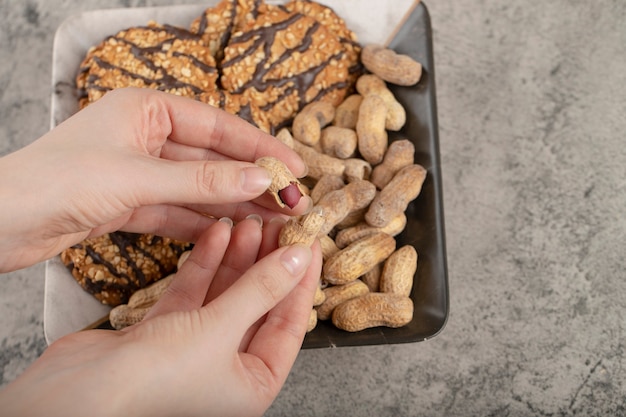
[1,0,625,415]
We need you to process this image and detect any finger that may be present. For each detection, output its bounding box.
[188,194,313,221]
[257,217,286,260]
[118,205,217,243]
[206,244,313,343]
[160,140,224,163]
[242,242,322,381]
[145,219,232,318]
[153,91,307,177]
[203,216,264,305]
[129,158,272,207]
[238,217,288,350]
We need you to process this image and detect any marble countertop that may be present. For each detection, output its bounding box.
[1,0,625,415]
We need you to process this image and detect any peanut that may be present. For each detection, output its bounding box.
[293,140,346,181]
[379,245,418,297]
[307,309,318,332]
[356,74,406,131]
[361,44,422,86]
[360,263,382,292]
[334,207,367,230]
[315,189,352,236]
[310,174,344,204]
[335,212,407,249]
[343,180,377,211]
[319,235,340,261]
[109,304,151,330]
[128,273,175,309]
[177,250,191,270]
[370,139,415,189]
[333,94,362,129]
[343,158,372,183]
[275,127,295,148]
[278,206,325,247]
[255,156,305,209]
[292,101,335,146]
[356,94,388,165]
[313,283,326,306]
[332,292,414,332]
[320,126,358,159]
[366,164,427,228]
[323,232,396,285]
[275,128,345,180]
[315,180,376,236]
[316,279,369,321]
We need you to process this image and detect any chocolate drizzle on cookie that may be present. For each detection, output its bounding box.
[222,12,349,120]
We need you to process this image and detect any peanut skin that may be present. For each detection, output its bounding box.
[323,232,396,285]
[361,44,422,86]
[332,292,414,332]
[366,164,427,228]
[379,245,418,297]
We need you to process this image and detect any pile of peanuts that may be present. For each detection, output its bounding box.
[109,44,426,333]
[275,44,425,333]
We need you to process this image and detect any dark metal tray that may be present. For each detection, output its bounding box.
[303,2,449,348]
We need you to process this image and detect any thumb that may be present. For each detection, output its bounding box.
[129,158,272,206]
[207,244,313,341]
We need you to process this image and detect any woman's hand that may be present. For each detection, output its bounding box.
[0,88,310,272]
[0,216,322,417]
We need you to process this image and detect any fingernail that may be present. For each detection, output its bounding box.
[242,167,272,194]
[299,163,309,178]
[218,217,233,228]
[269,216,288,225]
[246,213,263,227]
[280,244,312,276]
[300,196,314,215]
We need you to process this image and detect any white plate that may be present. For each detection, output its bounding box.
[44,0,420,345]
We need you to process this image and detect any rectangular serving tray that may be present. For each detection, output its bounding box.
[44,0,448,348]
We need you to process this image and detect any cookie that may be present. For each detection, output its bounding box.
[190,0,268,61]
[284,0,362,84]
[219,6,352,128]
[77,22,218,108]
[61,232,191,306]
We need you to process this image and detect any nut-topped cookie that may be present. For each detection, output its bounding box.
[284,0,362,85]
[61,232,191,306]
[190,0,268,61]
[220,6,352,128]
[77,22,218,108]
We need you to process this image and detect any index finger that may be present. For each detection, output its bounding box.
[160,92,307,177]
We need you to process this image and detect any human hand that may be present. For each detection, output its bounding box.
[0,216,322,417]
[0,88,310,272]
